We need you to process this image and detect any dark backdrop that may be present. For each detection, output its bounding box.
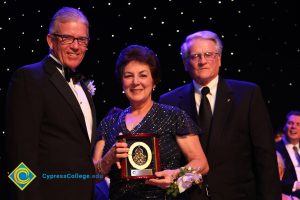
[1,0,299,198]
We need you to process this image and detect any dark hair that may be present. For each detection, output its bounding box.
[115,45,161,85]
[286,110,300,120]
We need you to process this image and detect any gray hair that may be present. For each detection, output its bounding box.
[48,7,89,36]
[180,30,223,60]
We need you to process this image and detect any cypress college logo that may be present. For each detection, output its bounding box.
[8,162,36,190]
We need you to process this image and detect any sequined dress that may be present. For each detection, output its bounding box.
[98,102,202,200]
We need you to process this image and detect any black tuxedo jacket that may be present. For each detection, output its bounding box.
[159,78,281,200]
[275,140,300,197]
[6,56,97,200]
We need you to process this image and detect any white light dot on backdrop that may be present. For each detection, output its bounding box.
[6,68,10,71]
[0,0,299,138]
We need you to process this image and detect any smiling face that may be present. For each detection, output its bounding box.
[122,61,154,106]
[47,20,88,70]
[284,114,300,144]
[184,38,221,86]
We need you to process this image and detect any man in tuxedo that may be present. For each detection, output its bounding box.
[5,7,96,200]
[159,30,281,199]
[276,111,300,198]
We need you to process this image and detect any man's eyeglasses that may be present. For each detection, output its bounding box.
[188,52,219,62]
[51,33,89,46]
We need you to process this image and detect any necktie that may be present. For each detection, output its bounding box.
[293,146,300,166]
[199,86,212,136]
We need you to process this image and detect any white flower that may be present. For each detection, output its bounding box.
[177,172,202,193]
[166,167,203,197]
[85,79,96,96]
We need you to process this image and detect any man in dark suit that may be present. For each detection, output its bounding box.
[276,111,300,198]
[5,7,96,200]
[159,30,281,200]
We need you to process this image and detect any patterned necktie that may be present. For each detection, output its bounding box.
[198,86,212,135]
[293,146,300,166]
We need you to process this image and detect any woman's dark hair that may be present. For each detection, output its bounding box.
[115,45,161,85]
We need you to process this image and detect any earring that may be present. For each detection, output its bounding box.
[153,85,156,91]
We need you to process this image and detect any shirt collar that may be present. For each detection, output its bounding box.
[193,75,219,96]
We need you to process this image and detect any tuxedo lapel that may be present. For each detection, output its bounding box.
[43,57,89,140]
[81,82,97,146]
[178,83,199,125]
[207,78,233,153]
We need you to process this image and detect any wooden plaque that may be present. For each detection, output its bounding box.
[117,133,160,179]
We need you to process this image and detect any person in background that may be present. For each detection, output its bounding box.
[159,30,281,200]
[93,45,209,200]
[276,111,300,199]
[5,7,96,200]
[277,151,300,200]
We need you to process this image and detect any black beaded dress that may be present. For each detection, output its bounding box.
[98,102,202,200]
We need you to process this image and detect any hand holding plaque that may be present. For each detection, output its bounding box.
[117,133,160,179]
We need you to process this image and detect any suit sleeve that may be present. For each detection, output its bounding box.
[6,68,42,199]
[249,86,281,200]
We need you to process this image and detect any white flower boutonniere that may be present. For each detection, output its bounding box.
[84,79,96,96]
[166,167,203,197]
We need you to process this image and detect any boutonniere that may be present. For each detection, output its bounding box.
[84,79,96,96]
[166,167,203,197]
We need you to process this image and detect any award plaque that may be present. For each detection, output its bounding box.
[117,133,160,179]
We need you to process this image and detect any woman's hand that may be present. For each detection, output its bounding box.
[145,169,179,189]
[113,141,129,169]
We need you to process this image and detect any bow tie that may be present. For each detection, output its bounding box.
[57,65,85,84]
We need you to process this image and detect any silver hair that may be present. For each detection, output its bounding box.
[180,30,223,60]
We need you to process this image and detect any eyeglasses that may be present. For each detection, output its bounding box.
[51,33,89,46]
[188,52,219,62]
